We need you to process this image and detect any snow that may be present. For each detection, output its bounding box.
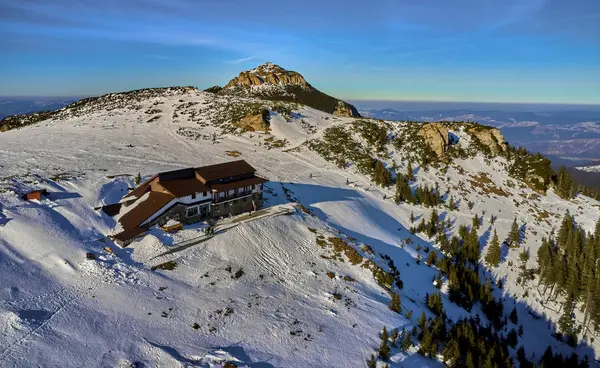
[0,89,598,366]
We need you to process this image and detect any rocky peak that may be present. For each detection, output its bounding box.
[224,62,309,89]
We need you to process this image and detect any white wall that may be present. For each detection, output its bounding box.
[140,192,211,226]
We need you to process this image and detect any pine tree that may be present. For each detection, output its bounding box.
[485,230,501,267]
[418,312,427,331]
[472,213,480,230]
[509,217,520,247]
[410,211,415,223]
[367,354,376,368]
[135,172,142,185]
[401,331,412,351]
[407,161,414,181]
[378,326,390,360]
[435,272,443,289]
[558,295,579,347]
[466,351,476,368]
[390,328,399,347]
[389,293,401,313]
[510,306,518,324]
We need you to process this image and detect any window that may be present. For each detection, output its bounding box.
[243,197,247,202]
[191,193,196,200]
[203,191,207,197]
[186,206,199,218]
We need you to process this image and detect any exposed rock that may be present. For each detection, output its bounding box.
[220,62,361,118]
[418,123,449,157]
[225,62,309,89]
[468,127,508,154]
[235,112,270,133]
[333,101,358,117]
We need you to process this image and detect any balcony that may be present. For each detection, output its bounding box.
[212,190,255,204]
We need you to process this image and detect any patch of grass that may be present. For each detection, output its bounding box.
[328,237,363,265]
[226,150,242,157]
[151,260,178,271]
[296,203,312,215]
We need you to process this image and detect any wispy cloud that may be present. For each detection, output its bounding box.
[225,55,258,64]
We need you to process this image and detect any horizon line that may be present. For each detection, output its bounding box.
[2,90,599,107]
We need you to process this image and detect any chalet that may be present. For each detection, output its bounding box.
[107,160,267,246]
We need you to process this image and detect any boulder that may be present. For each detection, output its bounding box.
[468,127,507,154]
[235,113,270,133]
[418,123,449,157]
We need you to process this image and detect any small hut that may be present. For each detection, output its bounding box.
[22,189,49,201]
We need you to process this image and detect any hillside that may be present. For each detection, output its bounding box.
[0,86,599,367]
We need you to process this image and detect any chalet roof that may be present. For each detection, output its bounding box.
[195,160,256,183]
[118,191,174,230]
[210,176,268,192]
[123,175,157,200]
[158,167,196,182]
[111,226,147,243]
[158,178,209,198]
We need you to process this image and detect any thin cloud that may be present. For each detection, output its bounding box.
[225,55,258,64]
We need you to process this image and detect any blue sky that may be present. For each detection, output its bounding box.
[1,0,599,104]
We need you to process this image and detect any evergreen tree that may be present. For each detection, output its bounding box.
[373,160,391,187]
[407,161,414,181]
[135,172,142,185]
[556,165,574,199]
[434,272,443,289]
[401,331,413,351]
[367,354,376,368]
[510,307,518,324]
[472,214,480,230]
[507,328,518,348]
[378,326,390,360]
[389,293,401,313]
[466,351,476,368]
[390,328,399,347]
[485,230,501,267]
[558,296,579,347]
[410,210,415,223]
[509,217,520,247]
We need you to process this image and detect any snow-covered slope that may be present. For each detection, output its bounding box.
[0,88,598,367]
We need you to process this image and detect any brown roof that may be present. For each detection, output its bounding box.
[111,226,147,242]
[100,203,122,217]
[158,178,210,198]
[210,176,268,192]
[123,175,157,199]
[195,160,256,182]
[118,191,174,230]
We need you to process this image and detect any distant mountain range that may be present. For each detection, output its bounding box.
[0,96,79,119]
[355,104,600,164]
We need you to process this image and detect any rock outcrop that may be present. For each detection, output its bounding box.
[225,63,309,89]
[235,112,270,133]
[220,62,361,118]
[418,123,449,157]
[333,100,359,117]
[467,127,508,154]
